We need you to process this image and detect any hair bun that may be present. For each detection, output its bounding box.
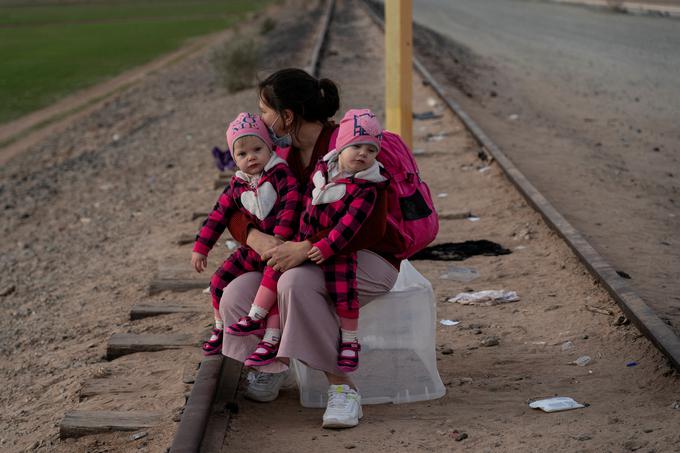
[319,78,340,119]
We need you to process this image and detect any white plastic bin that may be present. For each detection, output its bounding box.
[292,260,446,407]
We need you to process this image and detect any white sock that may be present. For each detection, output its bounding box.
[210,320,224,341]
[263,328,281,344]
[247,304,269,321]
[341,329,359,344]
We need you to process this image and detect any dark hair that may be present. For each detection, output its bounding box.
[258,68,340,136]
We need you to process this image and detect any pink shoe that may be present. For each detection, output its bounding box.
[337,341,361,373]
[244,341,279,367]
[201,328,223,356]
[225,316,265,337]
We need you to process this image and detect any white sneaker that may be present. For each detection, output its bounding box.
[322,384,363,429]
[244,370,289,402]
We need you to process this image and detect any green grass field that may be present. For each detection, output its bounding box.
[0,0,268,124]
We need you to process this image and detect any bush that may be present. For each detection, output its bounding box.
[213,39,260,93]
[260,17,276,35]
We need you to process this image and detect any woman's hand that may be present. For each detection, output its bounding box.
[265,240,313,272]
[246,228,283,257]
[191,252,207,273]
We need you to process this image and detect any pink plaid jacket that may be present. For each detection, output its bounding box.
[298,150,389,259]
[298,149,389,318]
[194,155,299,256]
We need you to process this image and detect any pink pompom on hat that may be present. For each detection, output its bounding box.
[225,112,274,156]
[336,108,383,153]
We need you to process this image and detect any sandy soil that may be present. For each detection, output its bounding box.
[407,0,680,338]
[0,0,678,452]
[0,1,321,452]
[225,1,680,452]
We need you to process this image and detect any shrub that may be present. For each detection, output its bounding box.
[213,39,260,93]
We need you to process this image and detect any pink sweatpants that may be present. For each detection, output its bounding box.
[219,250,398,375]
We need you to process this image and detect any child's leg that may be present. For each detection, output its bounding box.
[203,248,258,355]
[248,285,277,319]
[209,247,258,312]
[339,317,358,339]
[244,305,282,367]
[323,254,361,372]
[202,306,225,356]
[213,307,223,325]
[226,266,281,336]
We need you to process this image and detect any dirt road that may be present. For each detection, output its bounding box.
[411,0,680,337]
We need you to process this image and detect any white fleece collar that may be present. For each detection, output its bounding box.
[234,153,288,184]
[322,149,386,183]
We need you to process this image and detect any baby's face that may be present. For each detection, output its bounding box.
[339,144,378,174]
[233,136,271,175]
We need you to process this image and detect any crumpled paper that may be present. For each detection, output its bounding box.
[448,290,519,306]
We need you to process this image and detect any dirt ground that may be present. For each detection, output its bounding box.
[0,1,321,452]
[404,0,680,338]
[0,0,678,452]
[226,1,680,452]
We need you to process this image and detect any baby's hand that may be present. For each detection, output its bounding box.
[191,252,208,273]
[307,246,325,264]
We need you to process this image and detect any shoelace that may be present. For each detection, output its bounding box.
[327,390,354,409]
[254,372,276,385]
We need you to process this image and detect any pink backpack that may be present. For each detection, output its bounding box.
[329,128,439,259]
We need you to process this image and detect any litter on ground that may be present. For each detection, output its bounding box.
[529,397,586,413]
[448,290,520,306]
[561,341,575,351]
[572,356,592,366]
[410,240,511,261]
[439,266,480,282]
[413,111,443,120]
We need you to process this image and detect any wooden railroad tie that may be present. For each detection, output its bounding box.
[79,379,161,400]
[130,303,204,320]
[191,211,210,221]
[439,210,472,220]
[148,278,207,296]
[60,410,164,438]
[175,233,196,246]
[107,333,196,360]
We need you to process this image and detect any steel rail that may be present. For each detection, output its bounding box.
[360,0,680,370]
[306,0,336,77]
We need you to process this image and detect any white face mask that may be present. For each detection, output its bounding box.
[267,116,292,148]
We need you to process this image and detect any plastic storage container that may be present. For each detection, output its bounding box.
[292,260,446,407]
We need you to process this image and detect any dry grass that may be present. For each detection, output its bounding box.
[212,39,261,92]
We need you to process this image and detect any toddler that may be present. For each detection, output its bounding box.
[192,112,299,363]
[301,108,388,372]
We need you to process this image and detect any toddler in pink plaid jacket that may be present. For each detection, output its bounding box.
[302,109,388,372]
[191,112,299,357]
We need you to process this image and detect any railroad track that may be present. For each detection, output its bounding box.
[57,0,679,451]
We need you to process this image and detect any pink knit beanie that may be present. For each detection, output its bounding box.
[225,112,274,156]
[336,109,383,153]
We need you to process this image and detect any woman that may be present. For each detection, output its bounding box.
[220,68,402,428]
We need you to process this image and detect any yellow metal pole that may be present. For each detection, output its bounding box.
[385,0,413,148]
